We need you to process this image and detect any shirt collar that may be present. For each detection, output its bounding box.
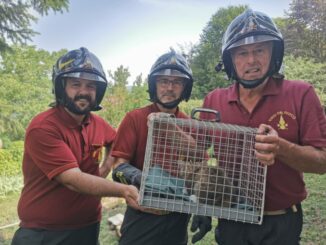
[227,77,282,103]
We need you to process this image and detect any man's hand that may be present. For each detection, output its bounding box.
[190,215,212,244]
[255,124,280,166]
[122,184,142,211]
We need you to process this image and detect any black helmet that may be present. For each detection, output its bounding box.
[148,49,193,108]
[221,9,284,88]
[52,47,108,111]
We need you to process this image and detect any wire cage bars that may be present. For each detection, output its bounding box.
[139,109,267,224]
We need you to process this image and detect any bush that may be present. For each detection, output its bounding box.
[0,150,15,176]
[0,141,23,176]
[179,99,203,116]
[0,141,23,197]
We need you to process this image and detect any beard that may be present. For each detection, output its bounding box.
[64,94,96,115]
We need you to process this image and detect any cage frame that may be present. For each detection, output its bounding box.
[139,109,267,224]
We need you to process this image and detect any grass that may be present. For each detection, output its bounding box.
[100,201,125,245]
[0,192,20,244]
[301,173,326,244]
[0,173,325,244]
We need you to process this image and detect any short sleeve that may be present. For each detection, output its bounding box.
[26,128,78,179]
[111,113,137,160]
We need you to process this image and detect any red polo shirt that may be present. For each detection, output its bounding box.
[202,78,326,211]
[111,103,189,171]
[18,105,116,230]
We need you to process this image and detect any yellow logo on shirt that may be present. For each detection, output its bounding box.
[278,115,288,130]
[91,144,104,164]
[268,111,296,130]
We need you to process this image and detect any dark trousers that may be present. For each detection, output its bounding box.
[215,204,303,245]
[11,222,100,245]
[119,206,190,245]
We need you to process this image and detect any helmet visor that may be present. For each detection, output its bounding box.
[228,35,278,50]
[152,69,191,80]
[62,72,106,83]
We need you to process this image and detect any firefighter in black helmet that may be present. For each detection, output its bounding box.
[111,49,194,245]
[147,49,193,108]
[52,47,108,112]
[220,8,284,89]
[191,8,326,245]
[12,47,140,245]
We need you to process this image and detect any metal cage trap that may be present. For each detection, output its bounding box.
[139,108,267,224]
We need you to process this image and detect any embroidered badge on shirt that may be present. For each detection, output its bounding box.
[268,111,296,130]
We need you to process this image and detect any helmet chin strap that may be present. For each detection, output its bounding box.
[156,97,182,109]
[236,69,271,89]
[238,77,266,89]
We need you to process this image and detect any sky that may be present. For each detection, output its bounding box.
[31,0,292,83]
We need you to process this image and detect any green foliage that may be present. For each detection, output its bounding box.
[108,65,131,91]
[0,0,69,53]
[283,55,326,107]
[0,45,66,140]
[7,141,24,164]
[179,99,203,116]
[279,0,326,62]
[99,81,150,128]
[0,141,23,197]
[0,150,15,175]
[129,76,150,110]
[99,68,153,128]
[301,173,326,244]
[0,141,23,177]
[190,5,247,99]
[30,0,69,15]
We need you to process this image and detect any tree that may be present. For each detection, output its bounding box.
[101,66,131,127]
[99,70,150,127]
[280,0,326,62]
[133,73,144,87]
[189,5,247,99]
[130,73,149,109]
[0,0,69,53]
[108,65,130,91]
[0,45,65,140]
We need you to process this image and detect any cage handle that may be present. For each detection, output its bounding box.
[191,107,221,122]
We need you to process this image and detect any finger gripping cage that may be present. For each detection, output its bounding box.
[139,113,267,224]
